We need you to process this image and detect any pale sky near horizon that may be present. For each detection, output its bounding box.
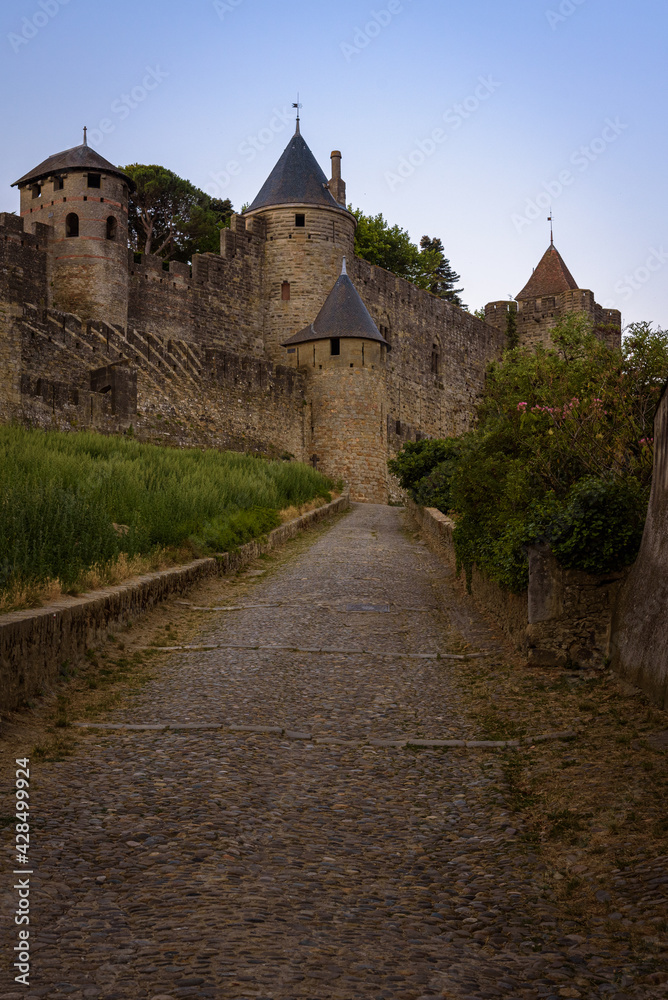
[0,0,665,325]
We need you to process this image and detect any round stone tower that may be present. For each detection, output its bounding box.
[13,133,134,328]
[244,121,357,363]
[283,259,390,503]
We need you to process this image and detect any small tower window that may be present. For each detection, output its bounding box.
[431,343,440,375]
[31,184,41,200]
[106,216,117,240]
[65,213,79,238]
[295,213,305,228]
[54,176,64,191]
[281,281,291,301]
[330,338,340,356]
[87,173,101,189]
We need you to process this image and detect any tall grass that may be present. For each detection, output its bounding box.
[0,426,333,599]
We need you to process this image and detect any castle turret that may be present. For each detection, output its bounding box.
[485,242,621,350]
[12,134,134,328]
[283,259,390,502]
[244,122,356,362]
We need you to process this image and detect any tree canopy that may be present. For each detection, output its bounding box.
[350,208,466,306]
[124,164,233,262]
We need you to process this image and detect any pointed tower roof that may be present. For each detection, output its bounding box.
[283,259,390,348]
[13,142,134,189]
[516,244,578,300]
[247,128,341,212]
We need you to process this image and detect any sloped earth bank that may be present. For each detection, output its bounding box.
[1,504,666,999]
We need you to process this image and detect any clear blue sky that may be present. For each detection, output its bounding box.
[1,0,666,325]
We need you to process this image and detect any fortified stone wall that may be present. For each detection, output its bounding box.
[128,215,266,355]
[5,303,307,460]
[486,291,621,351]
[349,257,506,449]
[610,382,668,708]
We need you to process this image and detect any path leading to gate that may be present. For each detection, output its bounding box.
[2,505,619,999]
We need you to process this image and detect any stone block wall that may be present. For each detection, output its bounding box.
[410,503,627,667]
[304,338,387,502]
[610,382,668,708]
[485,288,622,352]
[128,214,266,356]
[20,171,131,327]
[7,304,307,459]
[350,258,506,448]
[526,544,629,668]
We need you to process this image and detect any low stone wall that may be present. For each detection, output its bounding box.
[410,502,626,667]
[408,502,528,649]
[526,544,628,668]
[0,496,349,713]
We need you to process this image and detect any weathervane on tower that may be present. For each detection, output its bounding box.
[292,94,303,134]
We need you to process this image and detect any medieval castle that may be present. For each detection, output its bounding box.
[0,121,621,501]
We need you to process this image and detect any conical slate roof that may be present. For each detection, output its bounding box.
[283,260,390,348]
[13,143,134,189]
[516,243,578,300]
[248,127,341,212]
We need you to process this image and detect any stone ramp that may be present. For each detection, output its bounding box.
[0,505,648,999]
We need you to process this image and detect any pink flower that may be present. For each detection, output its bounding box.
[517,402,528,410]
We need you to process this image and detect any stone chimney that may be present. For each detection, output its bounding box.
[329,150,346,206]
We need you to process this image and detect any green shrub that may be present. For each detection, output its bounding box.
[547,477,646,575]
[388,438,461,499]
[389,316,668,592]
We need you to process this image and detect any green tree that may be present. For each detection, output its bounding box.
[124,164,233,262]
[350,208,465,305]
[506,305,519,349]
[350,208,420,279]
[415,236,465,306]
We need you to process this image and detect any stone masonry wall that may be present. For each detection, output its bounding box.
[303,338,387,503]
[349,258,506,451]
[410,503,626,667]
[20,171,130,327]
[128,215,266,356]
[486,291,621,352]
[10,304,307,460]
[610,382,668,708]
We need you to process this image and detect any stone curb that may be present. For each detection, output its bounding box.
[0,495,350,713]
[140,643,502,661]
[72,722,577,748]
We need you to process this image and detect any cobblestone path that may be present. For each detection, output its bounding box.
[0,506,639,999]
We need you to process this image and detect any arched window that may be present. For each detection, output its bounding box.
[106,216,117,241]
[65,213,79,238]
[431,342,440,375]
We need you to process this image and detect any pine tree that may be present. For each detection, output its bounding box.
[417,236,465,306]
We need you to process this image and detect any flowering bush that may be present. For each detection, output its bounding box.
[391,315,668,591]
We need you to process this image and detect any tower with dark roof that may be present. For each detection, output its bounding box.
[12,134,134,327]
[282,259,390,501]
[485,242,621,350]
[244,123,357,363]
